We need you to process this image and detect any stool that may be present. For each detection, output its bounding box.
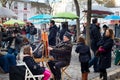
[61,66,71,80]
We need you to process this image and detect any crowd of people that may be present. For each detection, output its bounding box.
[0,18,118,80]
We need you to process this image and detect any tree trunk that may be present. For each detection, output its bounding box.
[86,0,92,46]
[74,0,80,42]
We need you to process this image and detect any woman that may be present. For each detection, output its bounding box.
[75,36,91,80]
[97,29,114,80]
[23,46,51,80]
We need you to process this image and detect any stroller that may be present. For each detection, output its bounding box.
[114,38,120,65]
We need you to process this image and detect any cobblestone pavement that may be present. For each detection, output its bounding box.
[0,45,119,80]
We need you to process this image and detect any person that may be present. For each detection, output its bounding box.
[48,20,58,46]
[29,23,37,42]
[89,18,101,72]
[14,22,21,34]
[0,53,16,73]
[23,46,51,80]
[75,36,91,80]
[59,22,70,41]
[2,31,23,56]
[25,23,31,40]
[102,25,108,37]
[115,24,120,38]
[97,29,114,80]
[48,31,73,80]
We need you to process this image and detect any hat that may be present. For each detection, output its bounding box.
[64,31,72,40]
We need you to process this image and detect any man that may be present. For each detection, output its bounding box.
[89,18,101,72]
[3,31,23,56]
[48,20,58,46]
[48,32,72,80]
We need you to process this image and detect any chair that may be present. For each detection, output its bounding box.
[61,65,71,80]
[17,60,44,80]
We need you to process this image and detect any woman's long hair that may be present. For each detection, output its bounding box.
[107,29,114,39]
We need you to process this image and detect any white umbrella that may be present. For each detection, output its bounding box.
[0,7,17,18]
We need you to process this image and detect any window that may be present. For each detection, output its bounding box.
[23,14,27,21]
[14,1,18,9]
[24,3,27,10]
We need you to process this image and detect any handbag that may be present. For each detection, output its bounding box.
[95,47,106,57]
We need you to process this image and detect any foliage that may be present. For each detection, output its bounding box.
[31,1,52,14]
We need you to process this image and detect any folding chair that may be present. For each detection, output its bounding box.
[61,65,71,80]
[17,60,44,80]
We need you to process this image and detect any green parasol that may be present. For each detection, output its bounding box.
[53,12,79,19]
[3,19,25,25]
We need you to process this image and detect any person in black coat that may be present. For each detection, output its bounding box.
[75,36,91,80]
[48,32,73,80]
[48,20,58,46]
[97,29,114,80]
[2,31,23,56]
[23,46,51,80]
[89,18,101,72]
[59,22,70,41]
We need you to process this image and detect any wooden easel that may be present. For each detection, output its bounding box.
[34,30,50,66]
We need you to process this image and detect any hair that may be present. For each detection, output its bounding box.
[14,22,19,26]
[50,20,55,25]
[78,36,85,44]
[106,29,114,39]
[103,25,108,29]
[23,46,32,56]
[92,18,97,24]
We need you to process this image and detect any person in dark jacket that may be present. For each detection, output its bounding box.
[97,29,114,80]
[48,20,58,46]
[89,18,101,72]
[2,31,23,56]
[48,31,72,80]
[25,23,31,40]
[75,36,91,80]
[102,25,108,37]
[23,46,51,80]
[59,22,70,41]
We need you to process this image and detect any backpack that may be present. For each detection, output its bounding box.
[30,27,37,35]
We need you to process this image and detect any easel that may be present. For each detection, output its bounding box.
[34,30,52,66]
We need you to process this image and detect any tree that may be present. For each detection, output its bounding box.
[74,0,80,42]
[31,1,52,14]
[0,0,8,7]
[86,0,92,46]
[95,0,115,7]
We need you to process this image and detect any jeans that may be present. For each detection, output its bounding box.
[30,35,34,43]
[26,33,30,40]
[89,56,99,72]
[0,54,16,73]
[8,48,18,56]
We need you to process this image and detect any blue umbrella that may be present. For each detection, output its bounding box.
[104,15,120,20]
[32,19,50,24]
[29,14,52,20]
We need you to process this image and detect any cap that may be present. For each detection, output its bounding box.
[64,31,72,40]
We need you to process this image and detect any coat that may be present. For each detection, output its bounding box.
[75,42,91,62]
[51,41,72,65]
[48,25,58,46]
[23,56,45,75]
[2,35,23,52]
[97,37,114,69]
[90,24,101,53]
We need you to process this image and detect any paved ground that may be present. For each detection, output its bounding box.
[0,45,120,80]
